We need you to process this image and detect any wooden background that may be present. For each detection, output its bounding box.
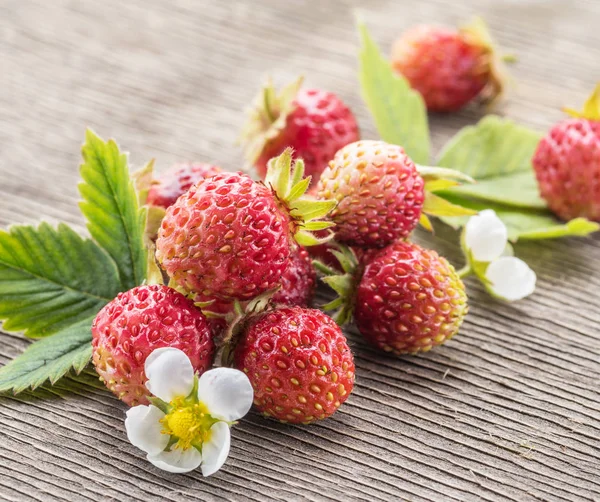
[1,0,599,500]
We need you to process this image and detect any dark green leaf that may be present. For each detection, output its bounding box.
[0,317,95,393]
[79,129,147,289]
[0,223,120,337]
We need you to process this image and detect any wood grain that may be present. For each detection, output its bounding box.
[1,0,600,500]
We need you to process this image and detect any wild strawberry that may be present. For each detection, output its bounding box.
[147,162,222,209]
[241,77,359,184]
[195,244,316,337]
[391,18,507,112]
[91,285,214,406]
[315,140,425,247]
[274,245,316,307]
[155,149,335,301]
[233,306,354,424]
[320,241,468,355]
[533,85,600,222]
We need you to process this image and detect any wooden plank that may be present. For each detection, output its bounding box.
[0,0,599,500]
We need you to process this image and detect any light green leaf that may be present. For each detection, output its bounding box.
[358,21,430,164]
[423,192,477,217]
[131,159,156,206]
[0,317,94,394]
[0,223,120,337]
[438,195,599,241]
[79,129,147,290]
[440,171,546,209]
[436,116,543,209]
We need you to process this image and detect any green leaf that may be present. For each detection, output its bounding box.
[423,192,477,217]
[440,171,546,209]
[438,195,599,241]
[357,21,430,164]
[131,159,156,206]
[0,223,120,337]
[436,116,543,209]
[79,129,147,290]
[0,317,95,394]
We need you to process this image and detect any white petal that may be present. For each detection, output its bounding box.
[125,405,169,456]
[145,347,195,402]
[197,368,253,422]
[148,447,202,474]
[485,257,537,301]
[201,421,231,477]
[465,209,508,262]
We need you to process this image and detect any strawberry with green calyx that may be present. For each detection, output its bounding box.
[397,18,510,112]
[533,84,600,222]
[155,148,336,302]
[241,77,360,184]
[391,17,510,112]
[315,140,475,247]
[317,241,468,355]
[197,288,355,425]
[232,305,355,424]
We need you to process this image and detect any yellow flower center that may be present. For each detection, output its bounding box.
[160,397,216,450]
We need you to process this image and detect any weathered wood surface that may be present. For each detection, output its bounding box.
[1,0,600,500]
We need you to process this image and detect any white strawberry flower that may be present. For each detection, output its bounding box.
[485,256,537,302]
[464,209,508,262]
[461,210,536,301]
[125,348,253,476]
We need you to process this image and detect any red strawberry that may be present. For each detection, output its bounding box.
[532,85,600,222]
[316,140,425,247]
[274,245,316,307]
[91,285,214,406]
[321,242,467,355]
[241,77,359,184]
[147,162,222,209]
[155,150,335,301]
[391,18,507,112]
[195,245,316,337]
[234,306,355,424]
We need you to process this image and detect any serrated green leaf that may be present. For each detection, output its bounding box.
[438,195,599,241]
[436,116,543,209]
[79,129,147,290]
[358,21,430,164]
[0,317,95,394]
[0,223,120,337]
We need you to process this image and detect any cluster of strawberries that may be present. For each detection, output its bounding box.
[91,17,599,431]
[91,78,471,425]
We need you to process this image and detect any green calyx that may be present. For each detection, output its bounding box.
[211,288,280,366]
[315,244,360,326]
[563,84,600,120]
[459,16,510,106]
[416,165,477,231]
[265,148,336,246]
[240,77,304,165]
